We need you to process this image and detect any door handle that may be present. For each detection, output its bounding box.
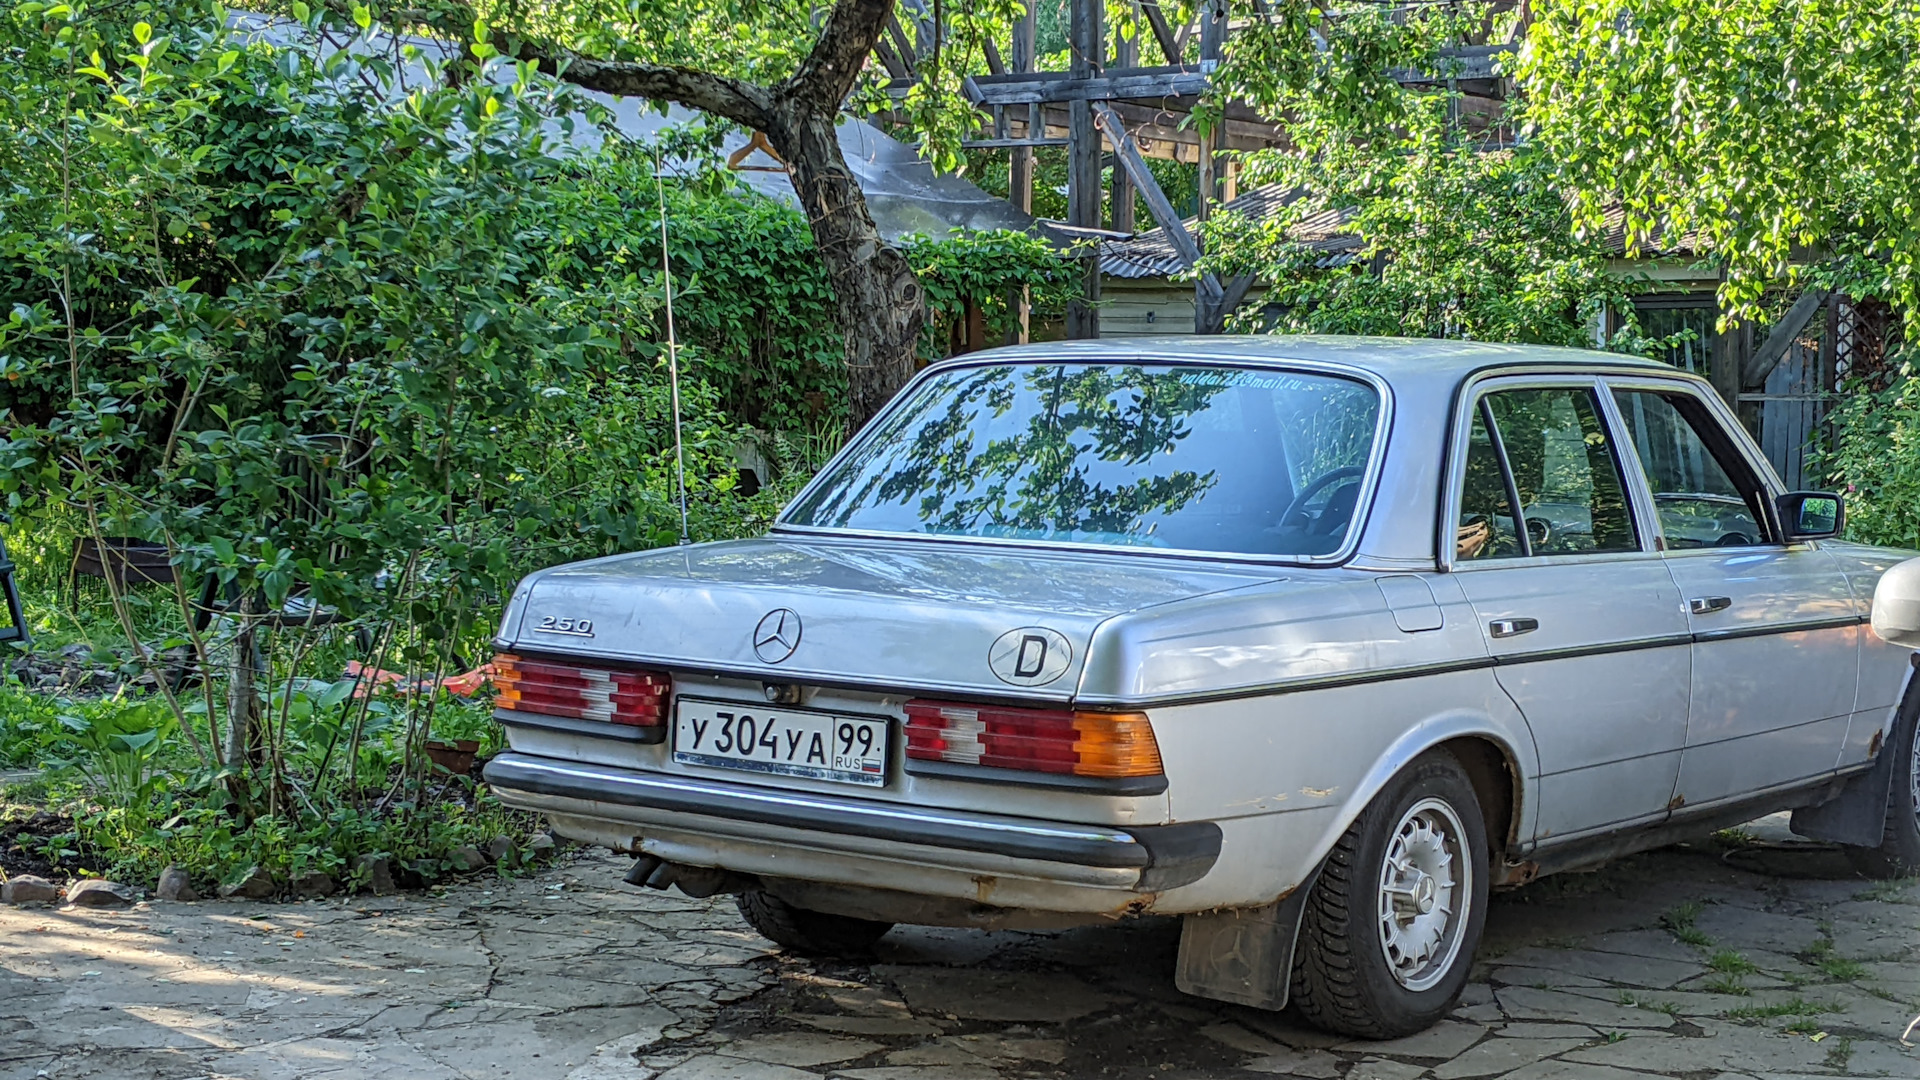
[1689,596,1733,615]
[1489,618,1539,639]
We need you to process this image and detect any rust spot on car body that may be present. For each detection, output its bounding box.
[1668,794,1686,810]
[1870,729,1884,756]
[972,875,997,903]
[1493,860,1539,887]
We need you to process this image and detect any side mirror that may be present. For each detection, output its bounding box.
[1777,491,1843,542]
[1873,556,1920,649]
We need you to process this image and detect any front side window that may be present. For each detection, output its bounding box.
[1455,386,1639,560]
[784,363,1382,558]
[1611,389,1767,548]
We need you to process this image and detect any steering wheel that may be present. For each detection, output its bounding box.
[1525,516,1553,548]
[1280,467,1365,530]
[1715,532,1755,547]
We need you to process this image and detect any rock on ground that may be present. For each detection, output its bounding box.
[65,879,135,907]
[351,852,398,895]
[218,866,275,899]
[155,865,199,901]
[1,873,60,904]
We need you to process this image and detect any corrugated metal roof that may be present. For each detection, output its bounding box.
[1096,185,1363,279]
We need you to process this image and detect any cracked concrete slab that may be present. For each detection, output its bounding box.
[1,837,1916,1080]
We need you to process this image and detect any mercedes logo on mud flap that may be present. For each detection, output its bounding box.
[752,608,803,664]
[988,626,1072,687]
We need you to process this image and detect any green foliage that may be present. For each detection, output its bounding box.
[1203,111,1680,351]
[1821,361,1920,550]
[1520,0,1920,327]
[903,228,1080,349]
[0,0,1068,887]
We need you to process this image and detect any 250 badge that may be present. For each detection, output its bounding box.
[532,615,594,637]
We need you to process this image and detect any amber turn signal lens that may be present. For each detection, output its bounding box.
[1069,711,1163,777]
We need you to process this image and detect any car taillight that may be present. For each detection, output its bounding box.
[493,653,669,727]
[903,699,1162,778]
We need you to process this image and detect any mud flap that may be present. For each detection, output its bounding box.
[1792,654,1919,847]
[1173,866,1321,1012]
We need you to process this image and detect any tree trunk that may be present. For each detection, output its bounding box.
[767,107,923,425]
[506,0,923,427]
[223,593,263,801]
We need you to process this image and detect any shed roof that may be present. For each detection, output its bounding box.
[1098,186,1363,279]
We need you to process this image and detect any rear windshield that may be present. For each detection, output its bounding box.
[783,363,1383,558]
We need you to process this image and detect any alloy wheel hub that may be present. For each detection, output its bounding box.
[1378,797,1472,992]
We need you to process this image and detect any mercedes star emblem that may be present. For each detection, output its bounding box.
[752,608,802,664]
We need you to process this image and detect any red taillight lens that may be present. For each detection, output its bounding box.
[904,699,1162,779]
[493,653,670,727]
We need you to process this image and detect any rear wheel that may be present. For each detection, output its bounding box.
[1845,699,1920,879]
[735,889,893,956]
[1291,750,1490,1039]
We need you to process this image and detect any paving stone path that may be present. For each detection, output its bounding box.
[2,822,1917,1080]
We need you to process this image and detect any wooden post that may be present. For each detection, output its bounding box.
[1066,0,1104,339]
[1011,3,1036,344]
[1009,4,1036,215]
[1110,15,1137,234]
[1193,0,1226,333]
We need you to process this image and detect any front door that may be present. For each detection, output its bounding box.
[1606,383,1857,808]
[1450,380,1692,844]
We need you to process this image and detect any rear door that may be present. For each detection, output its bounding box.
[1604,380,1858,807]
[1447,377,1693,844]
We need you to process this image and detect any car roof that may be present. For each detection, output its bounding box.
[947,334,1676,385]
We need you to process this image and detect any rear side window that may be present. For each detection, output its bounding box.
[1611,390,1769,548]
[1456,386,1639,560]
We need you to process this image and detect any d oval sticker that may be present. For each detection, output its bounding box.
[987,627,1073,687]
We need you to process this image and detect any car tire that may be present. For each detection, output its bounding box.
[735,889,894,956]
[1290,749,1491,1039]
[1844,694,1920,879]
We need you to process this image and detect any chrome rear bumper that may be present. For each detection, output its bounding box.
[483,752,1221,899]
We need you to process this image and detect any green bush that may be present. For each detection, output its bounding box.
[0,1,1069,888]
[1822,359,1920,551]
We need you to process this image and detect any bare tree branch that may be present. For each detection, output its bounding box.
[784,0,892,112]
[502,40,777,130]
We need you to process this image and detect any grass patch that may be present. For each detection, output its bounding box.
[1783,1019,1823,1035]
[1823,1036,1854,1070]
[1707,950,1758,976]
[1702,974,1751,996]
[1853,877,1920,903]
[1660,901,1713,949]
[1723,998,1838,1021]
[1813,954,1867,981]
[1618,991,1683,1016]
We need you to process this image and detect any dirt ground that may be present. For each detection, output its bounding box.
[2,817,1917,1080]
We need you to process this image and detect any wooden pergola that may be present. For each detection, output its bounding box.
[879,0,1518,337]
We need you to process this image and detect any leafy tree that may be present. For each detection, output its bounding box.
[1519,0,1920,325]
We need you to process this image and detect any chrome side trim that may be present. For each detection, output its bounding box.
[1077,616,1869,708]
[1692,615,1866,643]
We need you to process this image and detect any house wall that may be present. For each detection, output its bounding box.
[1098,279,1199,336]
[1097,278,1274,336]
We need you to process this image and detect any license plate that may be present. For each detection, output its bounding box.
[673,698,889,786]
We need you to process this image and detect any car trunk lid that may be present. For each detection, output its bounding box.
[498,536,1281,702]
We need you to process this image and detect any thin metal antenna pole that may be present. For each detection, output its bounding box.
[656,161,692,547]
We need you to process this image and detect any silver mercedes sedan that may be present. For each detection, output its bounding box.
[483,337,1920,1038]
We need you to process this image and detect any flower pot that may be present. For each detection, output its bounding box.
[424,739,480,776]
[71,537,176,588]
